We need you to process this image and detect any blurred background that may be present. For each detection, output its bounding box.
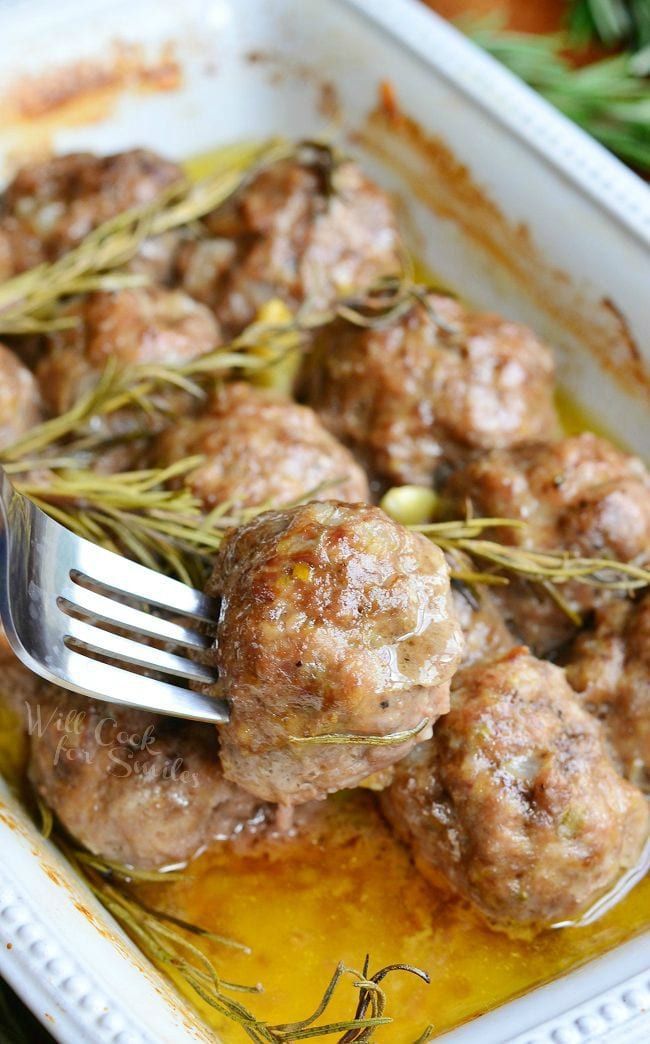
[428,0,650,175]
[427,0,567,30]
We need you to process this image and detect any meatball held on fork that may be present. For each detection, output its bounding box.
[207,500,464,807]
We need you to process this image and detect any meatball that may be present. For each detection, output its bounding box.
[299,294,558,487]
[564,593,650,792]
[381,649,649,930]
[154,381,370,510]
[445,434,650,654]
[208,501,464,805]
[0,656,43,718]
[0,149,182,280]
[449,574,515,670]
[37,286,221,416]
[176,152,401,337]
[0,341,43,449]
[28,688,267,869]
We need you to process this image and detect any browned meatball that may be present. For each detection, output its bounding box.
[0,149,182,280]
[0,341,43,449]
[28,689,267,869]
[382,649,649,931]
[564,593,650,792]
[0,657,43,716]
[176,152,401,337]
[445,434,650,654]
[449,577,515,670]
[208,501,464,805]
[37,287,221,416]
[154,381,369,510]
[299,294,558,487]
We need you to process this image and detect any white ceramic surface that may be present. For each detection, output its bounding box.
[0,0,648,1041]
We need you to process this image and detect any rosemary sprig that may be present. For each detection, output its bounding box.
[412,520,650,591]
[464,19,650,170]
[0,138,293,336]
[412,1029,434,1044]
[12,442,650,600]
[11,463,347,587]
[450,540,650,589]
[288,718,430,747]
[14,460,226,584]
[0,348,271,474]
[337,957,430,1044]
[568,0,650,55]
[294,275,454,335]
[74,850,186,884]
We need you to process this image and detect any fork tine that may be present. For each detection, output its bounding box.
[63,617,219,686]
[52,653,228,723]
[57,583,213,651]
[72,540,220,624]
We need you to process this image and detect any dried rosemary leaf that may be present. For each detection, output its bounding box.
[288,718,431,747]
[409,518,650,595]
[464,17,650,171]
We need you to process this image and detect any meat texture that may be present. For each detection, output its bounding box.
[0,341,43,448]
[564,593,650,792]
[208,501,464,805]
[299,295,558,487]
[154,381,370,510]
[382,649,649,931]
[449,574,515,670]
[0,657,43,715]
[0,149,182,281]
[176,152,401,337]
[37,286,221,416]
[28,689,266,869]
[445,434,650,654]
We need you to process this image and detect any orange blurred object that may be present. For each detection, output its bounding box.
[424,0,566,33]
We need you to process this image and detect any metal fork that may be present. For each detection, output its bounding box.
[0,467,229,724]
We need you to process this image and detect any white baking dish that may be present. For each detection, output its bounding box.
[0,0,648,1040]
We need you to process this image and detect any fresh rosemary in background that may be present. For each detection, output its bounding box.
[462,0,650,172]
[568,0,650,55]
